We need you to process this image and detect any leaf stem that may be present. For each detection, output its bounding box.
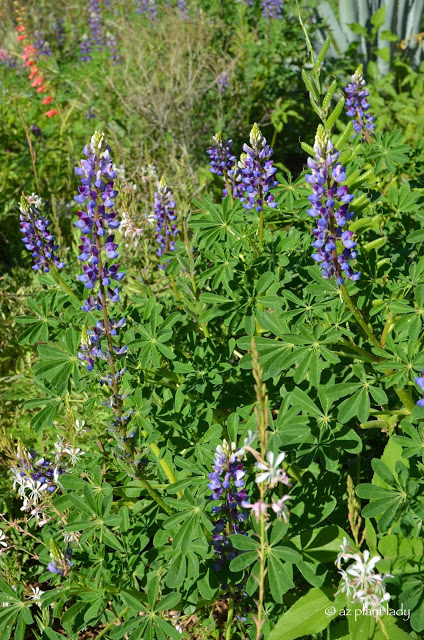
[340,284,381,349]
[226,597,234,640]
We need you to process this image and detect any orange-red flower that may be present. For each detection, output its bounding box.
[42,96,53,104]
[45,109,58,117]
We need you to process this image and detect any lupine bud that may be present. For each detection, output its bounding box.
[345,65,374,139]
[105,32,121,65]
[19,195,65,273]
[306,125,360,284]
[152,176,178,269]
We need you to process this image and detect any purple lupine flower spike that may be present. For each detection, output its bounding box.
[153,176,179,269]
[233,123,279,212]
[74,131,123,308]
[207,132,237,198]
[306,125,360,284]
[414,370,424,406]
[80,35,92,63]
[217,72,228,93]
[208,440,249,572]
[105,32,121,65]
[89,0,103,49]
[34,30,52,57]
[345,65,374,139]
[136,0,158,20]
[178,0,189,19]
[19,195,65,273]
[262,0,284,19]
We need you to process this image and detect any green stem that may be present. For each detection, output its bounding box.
[394,386,415,413]
[48,263,81,306]
[258,207,264,254]
[137,470,173,516]
[380,311,393,348]
[226,597,234,640]
[338,338,380,362]
[93,607,130,640]
[340,284,381,349]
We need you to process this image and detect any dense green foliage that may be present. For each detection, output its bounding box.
[2,1,424,639]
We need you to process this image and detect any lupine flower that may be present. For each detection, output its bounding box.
[336,540,391,611]
[262,0,284,19]
[54,18,65,49]
[207,133,236,179]
[48,540,72,576]
[74,131,124,305]
[208,440,249,571]
[0,49,17,69]
[306,125,360,284]
[86,107,96,119]
[153,176,178,269]
[217,72,228,93]
[178,0,189,19]
[345,65,374,139]
[233,123,279,212]
[137,0,158,20]
[105,32,121,65]
[80,34,92,62]
[414,370,424,406]
[19,195,65,273]
[34,30,52,57]
[89,0,103,49]
[255,450,291,487]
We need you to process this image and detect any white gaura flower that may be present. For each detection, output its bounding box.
[64,447,84,465]
[75,419,86,433]
[271,495,291,522]
[28,481,48,503]
[255,451,291,487]
[236,430,257,458]
[0,531,7,548]
[30,587,44,606]
[336,545,392,612]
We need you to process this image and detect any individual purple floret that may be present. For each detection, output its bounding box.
[74,131,125,309]
[208,440,249,572]
[345,65,374,139]
[414,370,424,406]
[48,543,72,576]
[19,195,65,273]
[136,0,158,20]
[89,0,103,49]
[262,0,284,19]
[86,107,96,119]
[34,30,52,56]
[80,35,92,63]
[306,125,360,284]
[153,177,178,269]
[78,318,127,372]
[233,123,279,212]
[217,72,228,93]
[105,32,121,65]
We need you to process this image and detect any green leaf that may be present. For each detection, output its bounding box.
[229,551,258,572]
[229,535,260,551]
[269,587,345,640]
